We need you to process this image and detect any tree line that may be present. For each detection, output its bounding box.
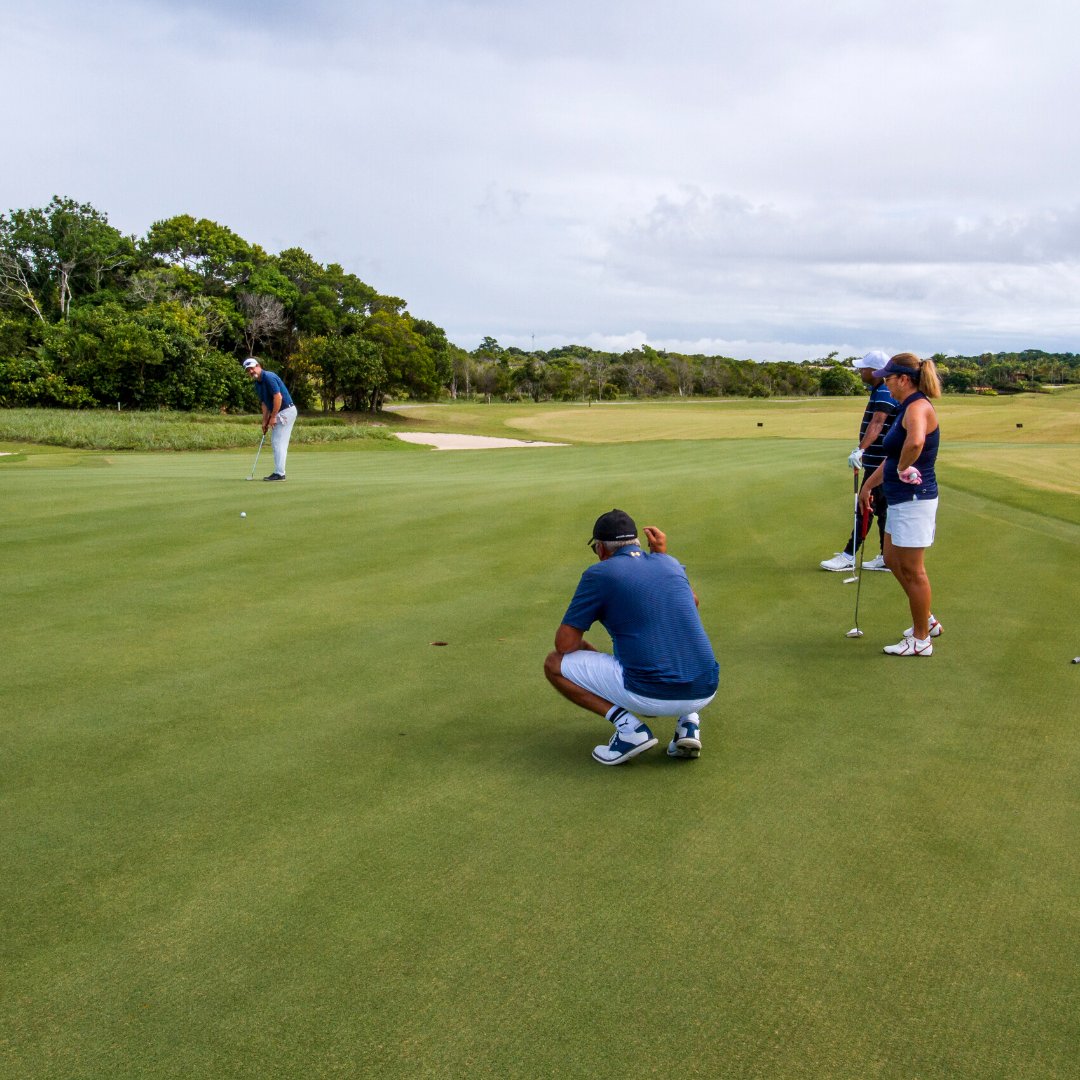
[1,197,1076,412]
[461,343,1079,402]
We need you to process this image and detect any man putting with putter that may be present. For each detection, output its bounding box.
[544,510,719,765]
[243,357,296,481]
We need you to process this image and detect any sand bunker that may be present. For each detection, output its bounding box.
[395,432,566,450]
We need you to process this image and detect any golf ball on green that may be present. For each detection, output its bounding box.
[240,512,247,518]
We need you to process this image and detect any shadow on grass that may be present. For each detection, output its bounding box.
[502,719,709,776]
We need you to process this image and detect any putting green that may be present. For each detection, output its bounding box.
[2,417,1078,1078]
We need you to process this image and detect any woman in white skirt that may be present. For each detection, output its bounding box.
[859,353,943,656]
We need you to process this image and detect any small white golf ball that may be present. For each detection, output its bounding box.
[240,512,247,518]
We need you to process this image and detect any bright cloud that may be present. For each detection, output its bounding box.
[2,0,1077,359]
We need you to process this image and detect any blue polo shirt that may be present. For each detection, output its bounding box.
[255,370,293,410]
[562,545,719,699]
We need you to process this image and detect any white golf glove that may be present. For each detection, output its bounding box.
[847,448,863,470]
[899,466,922,485]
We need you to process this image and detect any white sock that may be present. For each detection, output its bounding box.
[606,705,640,731]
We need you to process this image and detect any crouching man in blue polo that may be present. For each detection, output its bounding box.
[544,509,720,766]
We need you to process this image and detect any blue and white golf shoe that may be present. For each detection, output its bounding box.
[666,714,702,759]
[592,722,658,765]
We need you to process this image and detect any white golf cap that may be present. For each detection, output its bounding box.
[242,358,259,369]
[854,349,889,370]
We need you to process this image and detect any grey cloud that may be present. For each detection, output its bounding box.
[3,0,1078,360]
[476,185,531,223]
[607,189,1080,270]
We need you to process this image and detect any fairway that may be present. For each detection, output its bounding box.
[2,408,1079,1078]
[394,389,1080,447]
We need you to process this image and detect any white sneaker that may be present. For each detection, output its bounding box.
[863,554,890,572]
[883,637,933,657]
[666,714,702,759]
[820,552,855,572]
[592,721,658,765]
[904,616,942,638]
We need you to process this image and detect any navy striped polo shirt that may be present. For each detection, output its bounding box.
[861,383,897,470]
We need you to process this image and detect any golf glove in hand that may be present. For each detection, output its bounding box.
[847,448,863,470]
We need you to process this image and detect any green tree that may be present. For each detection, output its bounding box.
[37,300,251,410]
[338,338,386,412]
[412,319,451,392]
[298,334,386,412]
[142,215,261,293]
[275,248,379,337]
[0,197,133,322]
[447,345,474,398]
[0,355,94,406]
[474,336,503,358]
[361,310,439,407]
[819,366,862,396]
[40,302,169,406]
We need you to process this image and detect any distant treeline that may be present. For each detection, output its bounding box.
[454,340,1080,402]
[2,197,1077,412]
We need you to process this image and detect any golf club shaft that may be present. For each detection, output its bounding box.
[851,502,871,630]
[842,467,860,583]
[248,430,267,480]
[850,466,860,573]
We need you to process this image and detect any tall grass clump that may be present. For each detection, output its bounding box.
[0,409,396,451]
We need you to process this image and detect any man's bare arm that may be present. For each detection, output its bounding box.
[554,624,596,653]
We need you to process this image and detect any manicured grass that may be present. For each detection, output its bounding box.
[391,388,1080,445]
[2,419,1078,1078]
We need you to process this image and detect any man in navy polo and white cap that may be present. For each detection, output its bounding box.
[544,509,720,765]
[819,350,898,572]
[243,358,297,481]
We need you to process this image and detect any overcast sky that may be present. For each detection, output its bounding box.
[4,0,1077,361]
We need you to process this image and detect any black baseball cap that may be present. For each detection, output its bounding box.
[589,509,638,545]
[872,357,921,380]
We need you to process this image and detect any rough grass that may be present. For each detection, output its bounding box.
[0,408,399,451]
[2,432,1078,1079]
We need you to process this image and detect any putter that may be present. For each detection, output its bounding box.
[846,504,872,638]
[247,429,267,481]
[843,466,861,583]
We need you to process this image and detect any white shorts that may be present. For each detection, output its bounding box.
[886,497,938,548]
[560,650,716,718]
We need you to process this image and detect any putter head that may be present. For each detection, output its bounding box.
[845,628,864,638]
[843,574,858,584]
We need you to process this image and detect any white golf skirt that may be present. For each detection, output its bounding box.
[886,496,938,548]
